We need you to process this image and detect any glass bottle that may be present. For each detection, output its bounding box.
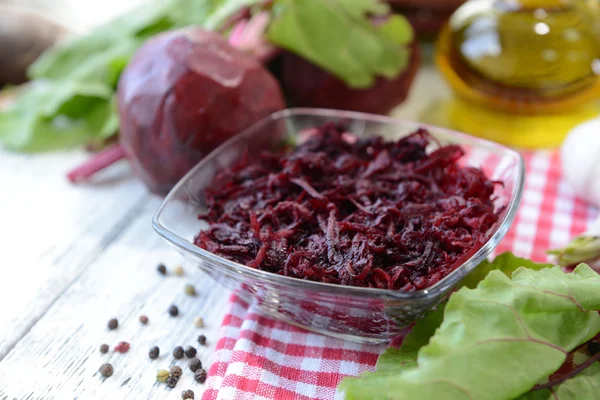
[434,0,600,147]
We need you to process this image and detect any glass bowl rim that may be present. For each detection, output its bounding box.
[153,107,526,301]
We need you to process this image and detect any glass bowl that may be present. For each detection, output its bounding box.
[153,108,525,343]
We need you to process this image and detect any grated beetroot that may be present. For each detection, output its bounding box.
[194,123,501,291]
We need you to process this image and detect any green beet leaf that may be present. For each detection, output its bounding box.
[376,304,446,374]
[0,81,117,152]
[549,236,600,268]
[340,264,600,400]
[516,353,600,399]
[460,252,553,290]
[29,0,258,83]
[266,0,413,88]
[376,253,554,377]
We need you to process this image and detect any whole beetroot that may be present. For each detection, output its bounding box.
[108,28,284,194]
[116,27,285,194]
[278,41,420,116]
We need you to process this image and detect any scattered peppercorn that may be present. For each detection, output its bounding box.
[149,346,160,360]
[114,341,130,353]
[107,318,118,330]
[185,346,197,358]
[157,263,167,275]
[139,315,149,325]
[168,304,179,317]
[184,284,197,296]
[167,376,179,388]
[156,369,170,382]
[188,358,202,373]
[99,363,114,378]
[197,335,207,346]
[182,389,195,399]
[194,317,204,329]
[588,341,600,356]
[170,365,183,378]
[194,369,207,383]
[99,344,109,354]
[173,346,184,359]
[174,265,185,276]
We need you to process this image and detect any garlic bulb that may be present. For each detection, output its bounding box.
[552,117,600,268]
[561,117,600,206]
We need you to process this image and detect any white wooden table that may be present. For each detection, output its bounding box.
[0,66,448,399]
[0,3,450,396]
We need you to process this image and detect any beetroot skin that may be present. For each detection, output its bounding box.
[117,28,285,194]
[278,42,421,115]
[195,123,500,292]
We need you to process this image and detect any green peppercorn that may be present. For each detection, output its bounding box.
[99,363,113,378]
[99,344,109,354]
[174,265,185,276]
[184,284,197,297]
[182,389,195,399]
[107,318,118,330]
[173,346,184,359]
[156,369,170,383]
[194,317,204,328]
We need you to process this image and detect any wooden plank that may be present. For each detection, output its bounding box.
[0,197,231,399]
[0,150,150,359]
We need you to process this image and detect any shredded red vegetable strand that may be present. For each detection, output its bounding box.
[195,123,500,291]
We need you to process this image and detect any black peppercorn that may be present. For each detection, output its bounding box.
[197,335,206,346]
[194,369,207,383]
[107,318,118,330]
[157,263,167,275]
[168,305,179,317]
[188,358,202,373]
[149,346,160,360]
[170,365,183,378]
[588,341,600,356]
[166,376,179,388]
[139,315,149,324]
[173,346,184,359]
[182,389,195,399]
[185,345,197,358]
[99,363,113,378]
[99,343,109,354]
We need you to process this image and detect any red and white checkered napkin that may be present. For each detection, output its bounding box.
[203,150,599,400]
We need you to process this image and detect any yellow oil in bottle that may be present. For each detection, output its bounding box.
[435,0,600,148]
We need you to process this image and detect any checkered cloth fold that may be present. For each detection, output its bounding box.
[203,150,599,400]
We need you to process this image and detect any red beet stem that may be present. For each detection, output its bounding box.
[66,144,127,183]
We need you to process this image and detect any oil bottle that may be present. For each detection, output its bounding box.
[434,0,600,148]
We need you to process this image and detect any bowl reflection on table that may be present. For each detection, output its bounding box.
[153,108,525,343]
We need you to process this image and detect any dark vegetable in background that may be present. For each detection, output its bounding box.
[279,41,420,115]
[0,6,67,88]
[386,0,466,36]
